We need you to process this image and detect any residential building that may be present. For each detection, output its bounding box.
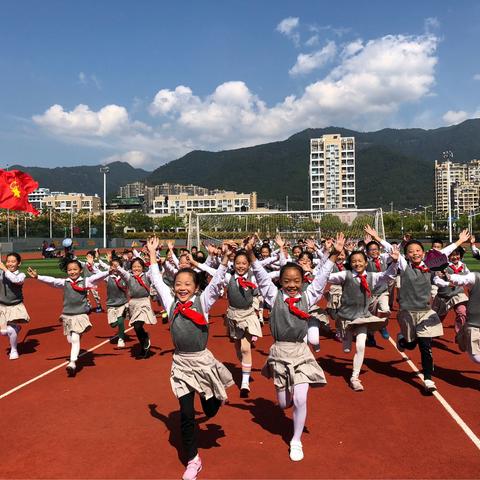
[42,193,102,213]
[310,134,356,210]
[152,191,257,215]
[435,159,480,215]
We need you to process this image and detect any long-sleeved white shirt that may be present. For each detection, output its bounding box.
[37,270,109,288]
[328,261,398,287]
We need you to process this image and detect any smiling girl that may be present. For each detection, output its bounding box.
[247,233,345,462]
[147,237,234,480]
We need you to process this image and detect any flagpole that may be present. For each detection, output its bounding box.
[6,164,9,244]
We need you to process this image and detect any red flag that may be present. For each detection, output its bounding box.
[0,170,39,215]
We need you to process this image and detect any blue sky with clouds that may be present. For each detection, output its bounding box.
[1,0,479,170]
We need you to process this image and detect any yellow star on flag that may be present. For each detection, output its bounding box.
[9,180,21,198]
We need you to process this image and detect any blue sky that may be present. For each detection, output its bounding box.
[1,0,479,170]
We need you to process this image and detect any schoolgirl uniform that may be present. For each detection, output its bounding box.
[325,262,344,322]
[432,261,469,332]
[435,272,480,363]
[149,261,233,478]
[81,261,103,312]
[37,270,109,374]
[366,255,391,317]
[0,269,30,360]
[118,265,156,356]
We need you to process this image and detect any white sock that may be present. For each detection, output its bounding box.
[70,332,81,362]
[6,325,18,352]
[241,362,251,386]
[352,332,367,379]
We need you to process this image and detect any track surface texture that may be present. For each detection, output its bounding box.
[1,280,479,479]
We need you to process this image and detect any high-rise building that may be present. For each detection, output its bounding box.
[435,159,480,215]
[310,134,356,210]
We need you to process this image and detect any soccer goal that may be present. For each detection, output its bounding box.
[187,208,384,249]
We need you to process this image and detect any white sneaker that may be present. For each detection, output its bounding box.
[424,379,437,393]
[289,440,304,461]
[117,338,125,348]
[9,350,19,360]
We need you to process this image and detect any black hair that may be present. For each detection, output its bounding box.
[110,255,123,265]
[191,245,198,251]
[449,246,465,259]
[59,257,82,272]
[292,244,302,252]
[6,252,21,263]
[86,250,96,257]
[404,240,424,254]
[234,249,250,264]
[298,251,314,266]
[172,248,178,257]
[431,238,444,247]
[195,251,206,263]
[279,262,304,280]
[346,250,368,269]
[260,243,272,254]
[357,240,366,248]
[131,257,146,271]
[366,241,380,251]
[174,267,200,288]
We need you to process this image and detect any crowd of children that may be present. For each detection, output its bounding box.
[3,228,480,480]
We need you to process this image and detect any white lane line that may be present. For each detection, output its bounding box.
[388,336,480,451]
[0,327,134,400]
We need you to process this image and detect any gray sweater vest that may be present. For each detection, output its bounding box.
[467,273,480,328]
[106,275,128,307]
[398,265,431,311]
[0,272,23,306]
[227,275,257,309]
[269,292,309,342]
[83,263,95,278]
[338,271,374,320]
[169,296,208,352]
[367,257,388,295]
[436,265,465,300]
[63,280,90,315]
[128,274,151,299]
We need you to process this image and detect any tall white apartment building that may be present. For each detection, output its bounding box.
[310,134,356,210]
[435,159,480,215]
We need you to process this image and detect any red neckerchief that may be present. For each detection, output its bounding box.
[237,276,257,290]
[412,263,429,273]
[303,273,313,283]
[449,263,463,274]
[70,279,90,293]
[336,262,344,271]
[133,274,150,292]
[358,274,371,297]
[173,301,207,326]
[373,258,381,272]
[112,275,127,292]
[284,296,310,320]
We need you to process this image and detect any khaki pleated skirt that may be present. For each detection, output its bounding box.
[60,313,92,336]
[128,297,157,326]
[337,315,386,336]
[226,306,263,340]
[456,324,480,355]
[261,341,327,391]
[107,304,128,324]
[171,349,234,401]
[397,309,443,342]
[0,302,30,331]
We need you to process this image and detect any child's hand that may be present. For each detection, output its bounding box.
[275,234,285,249]
[244,236,256,252]
[27,267,38,279]
[403,233,412,243]
[0,261,6,272]
[305,238,316,251]
[147,236,160,253]
[332,232,345,255]
[166,240,174,251]
[206,243,217,256]
[364,224,378,239]
[389,244,400,262]
[458,229,470,244]
[86,253,94,265]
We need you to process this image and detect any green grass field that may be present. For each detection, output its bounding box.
[19,251,480,279]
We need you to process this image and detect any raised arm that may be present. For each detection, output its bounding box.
[441,229,471,257]
[27,267,66,288]
[85,270,110,287]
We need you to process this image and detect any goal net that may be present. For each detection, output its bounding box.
[187,208,384,249]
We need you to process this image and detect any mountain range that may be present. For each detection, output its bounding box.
[11,119,480,209]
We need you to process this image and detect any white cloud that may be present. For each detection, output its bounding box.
[289,41,336,76]
[78,72,102,89]
[305,35,319,47]
[33,32,439,166]
[276,17,300,46]
[473,74,480,81]
[424,17,440,33]
[442,109,480,125]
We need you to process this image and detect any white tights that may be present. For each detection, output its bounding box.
[343,326,368,379]
[67,332,81,362]
[1,325,18,351]
[277,383,309,442]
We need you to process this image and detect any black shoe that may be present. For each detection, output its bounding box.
[66,362,76,377]
[142,336,151,358]
[240,388,250,398]
[366,334,377,347]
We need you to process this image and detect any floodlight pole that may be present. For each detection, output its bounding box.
[100,166,110,248]
[443,151,453,242]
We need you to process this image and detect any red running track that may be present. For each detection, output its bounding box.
[0,280,479,479]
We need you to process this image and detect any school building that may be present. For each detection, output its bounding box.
[309,134,356,210]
